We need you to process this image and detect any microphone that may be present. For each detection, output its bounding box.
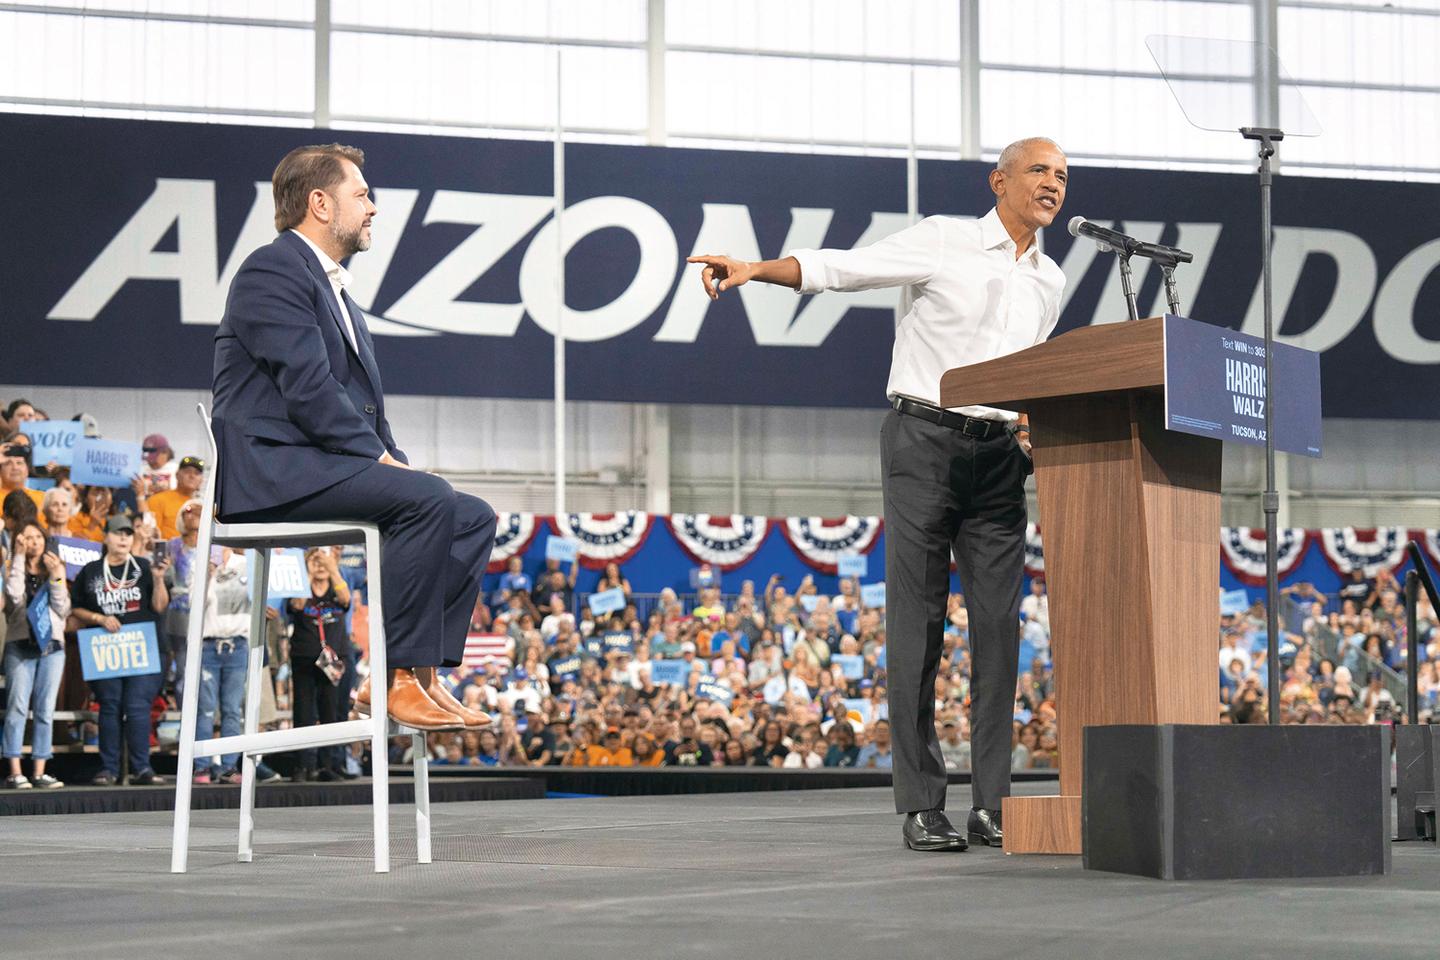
[1067,216,1193,264]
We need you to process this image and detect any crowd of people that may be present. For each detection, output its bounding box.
[1,396,1437,789]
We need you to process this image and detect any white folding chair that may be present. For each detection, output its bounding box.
[171,403,433,873]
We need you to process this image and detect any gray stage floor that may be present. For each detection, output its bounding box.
[1,781,1434,960]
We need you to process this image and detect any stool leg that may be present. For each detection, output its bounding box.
[238,548,270,864]
[413,731,432,864]
[365,528,389,873]
[171,535,213,874]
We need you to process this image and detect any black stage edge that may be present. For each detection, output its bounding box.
[1084,724,1391,880]
[0,776,542,816]
[426,765,1060,797]
[1,767,1057,815]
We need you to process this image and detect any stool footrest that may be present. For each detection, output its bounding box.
[196,720,377,758]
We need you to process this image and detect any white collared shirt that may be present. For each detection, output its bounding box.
[788,207,1065,421]
[290,229,359,352]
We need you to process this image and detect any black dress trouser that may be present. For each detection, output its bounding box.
[880,409,1028,814]
[290,656,343,772]
[227,460,497,668]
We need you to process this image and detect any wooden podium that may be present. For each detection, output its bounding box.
[940,317,1220,854]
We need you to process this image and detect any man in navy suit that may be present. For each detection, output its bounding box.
[213,143,494,732]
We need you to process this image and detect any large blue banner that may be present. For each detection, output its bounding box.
[2,114,1436,419]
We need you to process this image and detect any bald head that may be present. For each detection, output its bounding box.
[997,137,1062,175]
[988,138,1068,242]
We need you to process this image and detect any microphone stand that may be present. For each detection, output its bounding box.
[1117,252,1140,322]
[1150,250,1184,315]
[1241,125,1284,725]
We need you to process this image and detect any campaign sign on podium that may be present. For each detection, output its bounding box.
[1163,315,1322,457]
[78,621,161,680]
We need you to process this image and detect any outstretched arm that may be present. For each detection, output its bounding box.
[688,217,942,300]
[686,256,801,300]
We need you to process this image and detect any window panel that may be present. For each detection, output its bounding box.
[1279,7,1440,88]
[2,0,312,19]
[330,32,644,132]
[981,0,1253,74]
[666,0,958,62]
[981,69,1242,163]
[1281,86,1440,173]
[333,0,645,43]
[0,11,312,112]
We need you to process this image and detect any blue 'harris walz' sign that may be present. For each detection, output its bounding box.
[1163,315,1323,458]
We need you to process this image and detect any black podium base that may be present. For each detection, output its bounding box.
[1083,724,1391,880]
[1395,724,1439,841]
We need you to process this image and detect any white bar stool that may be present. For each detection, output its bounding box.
[170,404,433,873]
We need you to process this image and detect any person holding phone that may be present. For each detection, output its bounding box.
[162,498,204,702]
[69,515,170,785]
[3,520,70,789]
[286,548,351,781]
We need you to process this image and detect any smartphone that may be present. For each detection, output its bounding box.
[152,540,169,565]
[210,545,225,565]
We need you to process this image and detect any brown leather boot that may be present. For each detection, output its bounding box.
[425,675,494,729]
[355,669,464,731]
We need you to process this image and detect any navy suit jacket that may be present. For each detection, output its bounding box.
[212,231,406,517]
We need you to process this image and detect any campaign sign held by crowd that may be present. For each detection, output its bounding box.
[601,631,633,656]
[248,548,309,601]
[20,420,83,467]
[70,437,142,487]
[832,654,865,680]
[27,477,56,492]
[545,536,579,563]
[861,582,887,608]
[548,655,583,682]
[649,659,690,686]
[837,554,868,578]
[762,674,787,705]
[844,698,874,723]
[55,536,103,580]
[1220,588,1251,616]
[78,621,161,680]
[588,588,627,616]
[695,674,734,706]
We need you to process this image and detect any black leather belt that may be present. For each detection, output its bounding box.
[890,396,1010,439]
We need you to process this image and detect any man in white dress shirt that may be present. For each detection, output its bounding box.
[688,137,1068,851]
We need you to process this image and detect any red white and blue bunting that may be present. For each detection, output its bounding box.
[667,514,772,571]
[1220,527,1311,586]
[781,516,882,574]
[550,512,653,569]
[486,512,540,573]
[1022,524,1046,577]
[1417,529,1440,570]
[1317,527,1408,576]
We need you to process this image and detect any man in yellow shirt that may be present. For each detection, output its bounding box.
[145,456,203,539]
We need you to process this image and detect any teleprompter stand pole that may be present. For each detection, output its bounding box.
[1241,125,1284,725]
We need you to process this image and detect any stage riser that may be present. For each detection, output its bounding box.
[1083,725,1391,880]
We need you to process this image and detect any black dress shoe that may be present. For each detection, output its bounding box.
[967,807,1003,846]
[902,809,968,852]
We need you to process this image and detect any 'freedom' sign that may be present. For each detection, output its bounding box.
[77,621,161,680]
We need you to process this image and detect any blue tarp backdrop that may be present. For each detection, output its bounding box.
[3,114,1438,418]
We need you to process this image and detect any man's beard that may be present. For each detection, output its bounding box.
[330,218,370,258]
